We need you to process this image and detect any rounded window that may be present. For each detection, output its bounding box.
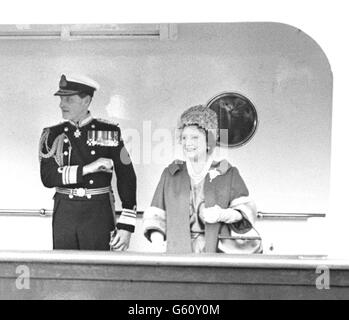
[207,92,258,147]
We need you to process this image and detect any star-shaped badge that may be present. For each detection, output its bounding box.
[74,128,81,138]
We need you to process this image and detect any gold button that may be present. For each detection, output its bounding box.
[64,127,69,132]
[64,151,68,156]
[89,180,94,185]
[91,150,96,155]
[91,124,95,129]
[64,138,69,143]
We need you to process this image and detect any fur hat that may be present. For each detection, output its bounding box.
[178,105,218,133]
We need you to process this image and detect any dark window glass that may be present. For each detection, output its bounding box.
[207,92,258,147]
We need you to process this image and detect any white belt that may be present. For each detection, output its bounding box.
[56,186,111,199]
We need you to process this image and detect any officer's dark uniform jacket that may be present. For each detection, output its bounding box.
[39,113,137,234]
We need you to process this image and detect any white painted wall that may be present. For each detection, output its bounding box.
[0,216,326,255]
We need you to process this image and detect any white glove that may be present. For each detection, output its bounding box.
[201,205,243,224]
[148,231,166,253]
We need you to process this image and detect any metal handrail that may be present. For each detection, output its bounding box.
[218,235,262,240]
[257,212,326,220]
[0,209,326,220]
[0,209,53,217]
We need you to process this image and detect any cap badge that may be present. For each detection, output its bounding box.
[59,75,68,89]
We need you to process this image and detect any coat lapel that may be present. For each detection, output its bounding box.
[204,160,232,252]
[166,163,192,253]
[203,173,221,252]
[165,160,233,253]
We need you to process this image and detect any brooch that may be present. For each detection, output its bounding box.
[208,168,221,182]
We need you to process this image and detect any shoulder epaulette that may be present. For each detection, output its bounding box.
[96,118,119,127]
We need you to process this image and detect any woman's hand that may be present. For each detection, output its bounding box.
[201,205,243,224]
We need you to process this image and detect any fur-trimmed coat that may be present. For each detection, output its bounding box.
[143,159,262,254]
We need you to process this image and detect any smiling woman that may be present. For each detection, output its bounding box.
[143,105,262,254]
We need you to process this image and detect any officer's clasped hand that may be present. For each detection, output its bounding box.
[109,229,131,251]
[83,158,113,175]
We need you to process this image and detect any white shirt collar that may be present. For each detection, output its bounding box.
[67,112,94,127]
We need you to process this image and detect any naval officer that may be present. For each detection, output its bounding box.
[39,74,137,251]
